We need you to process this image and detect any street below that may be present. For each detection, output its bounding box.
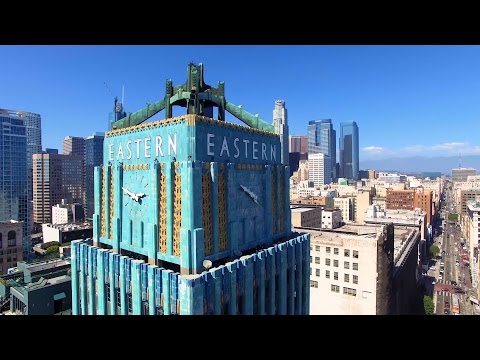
[431,183,478,315]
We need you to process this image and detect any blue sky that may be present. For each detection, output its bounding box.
[2,45,480,160]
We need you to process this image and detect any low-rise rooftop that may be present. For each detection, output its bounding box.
[294,223,384,244]
[44,222,92,231]
[16,274,70,295]
[291,206,316,213]
[467,200,480,212]
[0,220,22,225]
[20,259,70,274]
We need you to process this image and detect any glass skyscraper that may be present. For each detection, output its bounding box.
[0,110,29,258]
[307,119,336,179]
[108,99,126,131]
[84,133,104,219]
[21,111,42,242]
[339,121,359,180]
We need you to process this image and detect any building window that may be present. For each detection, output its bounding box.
[331,284,340,293]
[315,257,320,264]
[310,245,313,251]
[315,245,321,252]
[344,274,349,282]
[325,258,331,266]
[106,283,111,302]
[316,269,320,277]
[353,263,358,271]
[333,259,339,267]
[334,272,338,280]
[310,256,312,263]
[116,289,121,307]
[128,293,133,313]
[326,247,331,254]
[344,249,350,257]
[353,250,359,259]
[310,268,312,275]
[334,248,339,255]
[310,280,318,288]
[7,230,16,247]
[326,270,330,279]
[353,275,358,284]
[343,287,357,296]
[344,261,350,269]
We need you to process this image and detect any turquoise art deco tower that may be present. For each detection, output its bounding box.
[71,64,310,315]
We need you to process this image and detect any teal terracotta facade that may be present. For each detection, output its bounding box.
[72,112,310,315]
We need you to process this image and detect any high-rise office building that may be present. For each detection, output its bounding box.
[63,136,85,157]
[19,111,42,237]
[108,98,127,131]
[308,153,332,187]
[0,110,29,258]
[452,167,476,182]
[84,133,105,219]
[63,136,85,212]
[339,121,359,180]
[273,100,289,166]
[307,119,336,180]
[71,63,310,315]
[289,135,308,154]
[33,153,84,224]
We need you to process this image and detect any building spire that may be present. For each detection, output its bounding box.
[273,100,289,166]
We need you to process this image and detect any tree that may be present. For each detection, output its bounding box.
[429,244,440,258]
[448,213,458,222]
[41,241,60,250]
[424,295,435,315]
[45,244,59,254]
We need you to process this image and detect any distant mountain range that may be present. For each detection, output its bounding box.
[360,155,480,174]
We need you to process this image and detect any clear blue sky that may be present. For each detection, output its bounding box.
[2,45,480,161]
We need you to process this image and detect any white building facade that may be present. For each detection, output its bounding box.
[308,153,331,187]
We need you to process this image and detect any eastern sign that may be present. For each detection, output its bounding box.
[108,131,277,162]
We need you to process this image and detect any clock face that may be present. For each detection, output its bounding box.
[238,183,260,218]
[122,172,150,220]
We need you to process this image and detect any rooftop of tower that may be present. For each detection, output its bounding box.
[109,63,276,133]
[106,114,278,138]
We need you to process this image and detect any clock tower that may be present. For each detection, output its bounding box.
[72,64,310,315]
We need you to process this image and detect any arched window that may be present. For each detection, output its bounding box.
[7,231,16,247]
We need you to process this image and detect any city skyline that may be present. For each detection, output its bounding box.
[2,45,480,160]
[0,54,477,315]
